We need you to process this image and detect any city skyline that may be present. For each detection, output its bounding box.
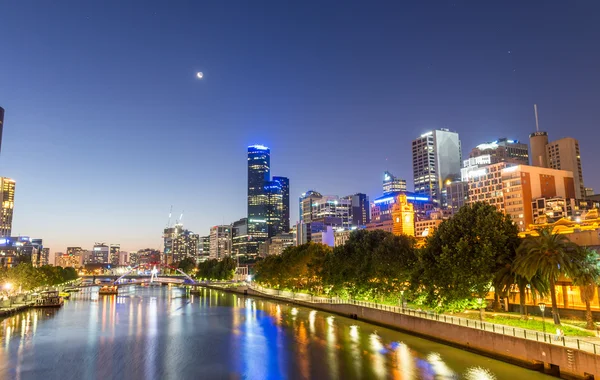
[2,1,600,253]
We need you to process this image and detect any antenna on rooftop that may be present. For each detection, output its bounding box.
[534,104,540,132]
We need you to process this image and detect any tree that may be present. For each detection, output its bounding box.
[176,257,197,275]
[571,247,600,329]
[418,203,520,318]
[514,227,584,325]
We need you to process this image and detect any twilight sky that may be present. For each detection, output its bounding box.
[1,1,599,254]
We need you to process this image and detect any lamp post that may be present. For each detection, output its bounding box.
[539,303,546,335]
[400,290,405,313]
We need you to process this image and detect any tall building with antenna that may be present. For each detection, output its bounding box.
[529,104,586,199]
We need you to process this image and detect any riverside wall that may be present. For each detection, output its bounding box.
[205,285,599,380]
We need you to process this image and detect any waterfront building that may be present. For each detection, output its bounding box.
[382,171,407,195]
[412,129,462,206]
[468,138,529,165]
[109,244,120,266]
[92,242,109,264]
[209,225,231,259]
[0,177,15,237]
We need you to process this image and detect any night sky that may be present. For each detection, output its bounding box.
[1,1,599,255]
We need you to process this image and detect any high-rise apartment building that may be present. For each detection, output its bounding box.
[299,190,323,223]
[468,138,529,165]
[40,248,50,266]
[209,225,231,260]
[109,244,120,266]
[383,171,407,195]
[172,230,199,262]
[412,129,462,206]
[199,236,210,261]
[0,177,15,237]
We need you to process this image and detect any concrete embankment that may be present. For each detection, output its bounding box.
[202,284,598,380]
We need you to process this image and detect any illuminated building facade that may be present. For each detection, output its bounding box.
[232,218,248,258]
[346,193,370,227]
[247,145,289,254]
[109,244,120,266]
[468,138,529,165]
[199,236,210,261]
[445,181,468,214]
[0,177,15,237]
[273,176,290,232]
[299,190,323,223]
[502,165,575,231]
[172,230,199,262]
[383,171,407,195]
[467,162,514,212]
[412,129,462,206]
[391,194,415,237]
[545,137,585,199]
[370,192,432,223]
[0,236,40,268]
[92,242,109,264]
[56,253,82,268]
[40,248,50,266]
[209,225,231,259]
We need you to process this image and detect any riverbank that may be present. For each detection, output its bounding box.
[201,283,599,380]
[0,303,33,319]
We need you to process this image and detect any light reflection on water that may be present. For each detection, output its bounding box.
[0,286,552,379]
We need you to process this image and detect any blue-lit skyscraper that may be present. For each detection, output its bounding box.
[273,176,290,233]
[247,145,270,254]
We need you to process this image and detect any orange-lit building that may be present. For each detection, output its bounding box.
[391,194,415,236]
[502,165,575,231]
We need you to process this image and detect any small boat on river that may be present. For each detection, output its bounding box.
[33,291,64,308]
[99,285,119,295]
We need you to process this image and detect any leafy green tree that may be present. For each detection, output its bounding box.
[514,227,584,325]
[418,202,520,318]
[570,247,600,329]
[176,257,197,275]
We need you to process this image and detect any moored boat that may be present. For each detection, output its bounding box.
[99,285,118,295]
[58,292,71,299]
[33,291,64,308]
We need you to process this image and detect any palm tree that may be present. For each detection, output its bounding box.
[514,227,580,325]
[571,247,600,330]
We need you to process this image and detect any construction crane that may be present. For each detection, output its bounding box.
[166,205,173,228]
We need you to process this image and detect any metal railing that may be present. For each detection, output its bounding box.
[249,284,600,355]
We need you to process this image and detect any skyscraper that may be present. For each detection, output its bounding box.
[109,244,120,266]
[209,225,231,259]
[412,129,462,206]
[545,138,585,199]
[0,177,15,237]
[347,193,370,227]
[273,176,290,232]
[0,107,4,156]
[92,243,109,264]
[383,171,407,195]
[247,145,270,254]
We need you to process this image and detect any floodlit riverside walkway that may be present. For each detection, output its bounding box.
[205,283,600,379]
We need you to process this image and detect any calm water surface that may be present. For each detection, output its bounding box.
[0,286,553,380]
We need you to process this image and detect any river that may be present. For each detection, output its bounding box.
[0,286,553,379]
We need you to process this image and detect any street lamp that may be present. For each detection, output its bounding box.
[3,283,12,291]
[400,290,405,313]
[538,303,546,335]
